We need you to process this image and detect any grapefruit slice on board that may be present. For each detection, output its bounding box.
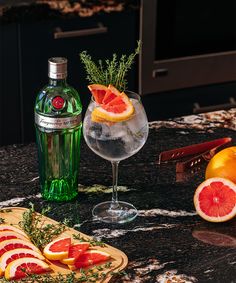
[43,237,71,261]
[68,250,110,270]
[4,257,51,280]
[0,231,30,243]
[194,177,236,222]
[0,225,29,238]
[0,248,45,273]
[60,242,90,265]
[0,239,41,257]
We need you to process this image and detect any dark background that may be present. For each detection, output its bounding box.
[0,0,235,146]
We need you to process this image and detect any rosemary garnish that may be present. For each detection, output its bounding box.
[80,41,141,92]
[18,203,66,250]
[72,233,106,247]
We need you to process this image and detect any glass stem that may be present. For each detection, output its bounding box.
[111,161,120,208]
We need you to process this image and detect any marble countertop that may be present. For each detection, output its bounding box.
[0,109,236,282]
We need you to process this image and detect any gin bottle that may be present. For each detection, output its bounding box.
[35,57,82,201]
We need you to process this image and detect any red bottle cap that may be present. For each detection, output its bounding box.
[52,96,65,110]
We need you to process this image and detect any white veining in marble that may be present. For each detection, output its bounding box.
[93,224,178,239]
[156,269,198,283]
[138,208,197,217]
[149,108,236,131]
[0,193,41,207]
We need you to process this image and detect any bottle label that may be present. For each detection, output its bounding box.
[35,113,81,129]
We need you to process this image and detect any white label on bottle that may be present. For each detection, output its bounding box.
[35,113,81,129]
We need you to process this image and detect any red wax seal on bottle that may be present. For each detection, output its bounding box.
[52,96,65,110]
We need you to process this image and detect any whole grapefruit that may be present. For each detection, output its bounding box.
[205,146,236,183]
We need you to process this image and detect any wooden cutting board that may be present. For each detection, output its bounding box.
[0,207,128,282]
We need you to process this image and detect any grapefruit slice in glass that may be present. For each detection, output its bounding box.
[68,250,110,270]
[4,257,51,280]
[0,248,45,273]
[194,177,236,222]
[43,237,71,260]
[0,231,30,243]
[88,84,109,104]
[60,242,90,265]
[0,239,41,257]
[92,92,134,122]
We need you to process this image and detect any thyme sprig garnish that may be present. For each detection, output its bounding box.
[80,40,141,92]
[18,203,67,250]
[72,233,106,247]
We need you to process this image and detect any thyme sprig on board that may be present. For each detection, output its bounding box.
[80,40,141,92]
[18,203,67,250]
[72,233,106,247]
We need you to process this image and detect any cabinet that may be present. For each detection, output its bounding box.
[0,9,139,145]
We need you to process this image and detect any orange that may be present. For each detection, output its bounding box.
[0,248,45,273]
[60,242,90,265]
[205,146,236,183]
[0,239,41,257]
[68,250,110,270]
[0,225,29,238]
[4,257,50,280]
[0,231,30,243]
[43,237,71,261]
[193,177,236,222]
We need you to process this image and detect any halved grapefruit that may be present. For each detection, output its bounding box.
[0,231,30,243]
[60,242,90,265]
[0,239,41,257]
[43,237,71,261]
[194,177,236,222]
[68,250,110,270]
[0,225,29,238]
[4,257,51,280]
[0,248,45,273]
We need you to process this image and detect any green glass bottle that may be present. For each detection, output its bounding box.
[35,57,82,201]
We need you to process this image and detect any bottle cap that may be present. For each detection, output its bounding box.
[48,57,67,79]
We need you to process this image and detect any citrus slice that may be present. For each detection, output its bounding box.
[68,250,110,270]
[4,257,51,280]
[193,177,236,222]
[0,248,45,273]
[0,225,29,238]
[88,84,109,104]
[0,231,30,243]
[60,242,90,265]
[43,237,71,260]
[0,239,41,257]
[92,91,134,122]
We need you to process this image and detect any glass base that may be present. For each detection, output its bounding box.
[92,201,138,224]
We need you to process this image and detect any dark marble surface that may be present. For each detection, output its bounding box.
[0,110,236,282]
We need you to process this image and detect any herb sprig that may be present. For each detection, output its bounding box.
[72,233,105,247]
[80,41,141,92]
[19,203,67,250]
